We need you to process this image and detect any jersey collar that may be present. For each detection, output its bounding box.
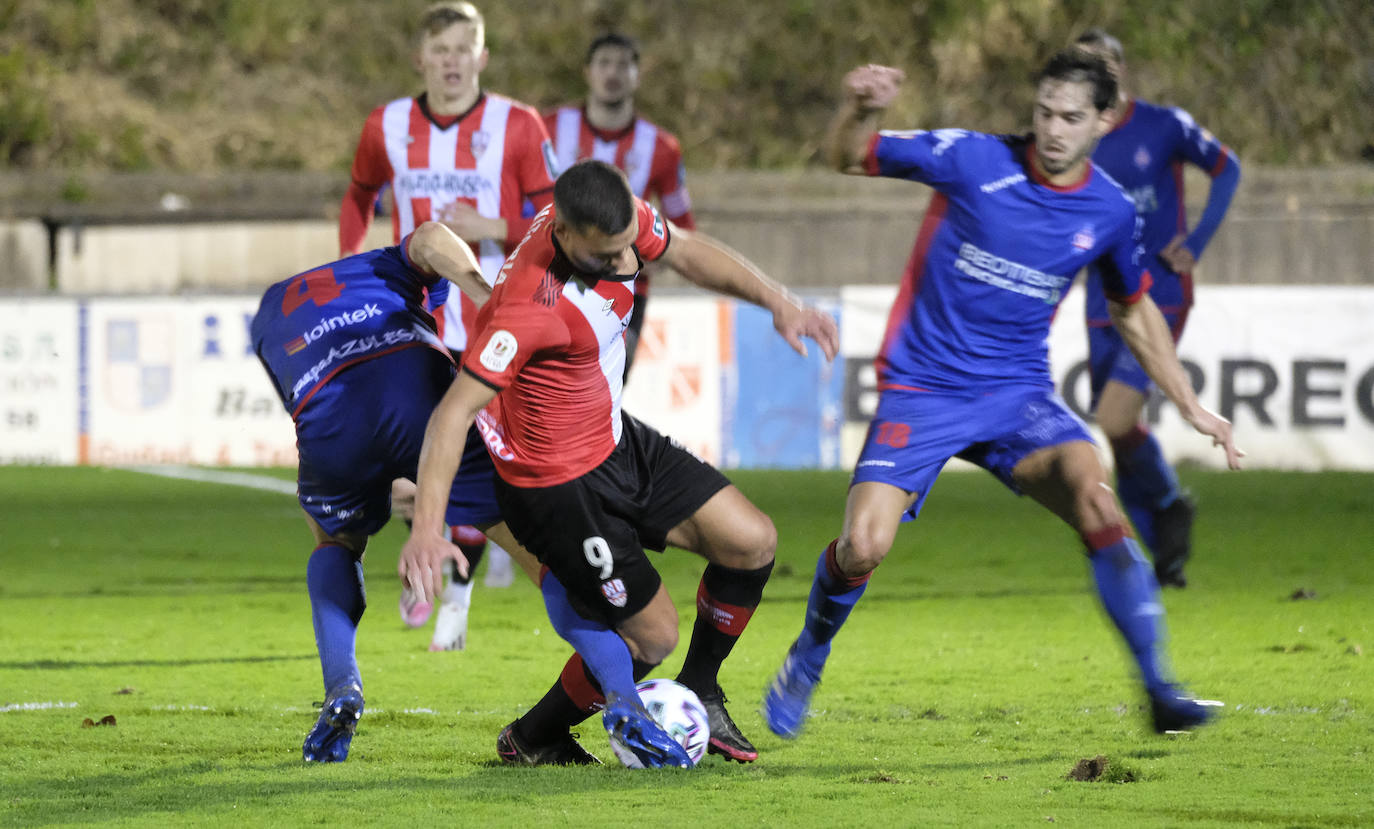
[417,91,486,130]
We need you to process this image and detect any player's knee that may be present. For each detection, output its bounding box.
[740,513,778,567]
[1076,482,1124,534]
[622,619,678,665]
[713,511,776,570]
[837,527,891,575]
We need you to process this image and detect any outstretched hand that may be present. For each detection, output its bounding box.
[774,303,840,361]
[1183,405,1244,470]
[398,530,470,604]
[843,64,906,112]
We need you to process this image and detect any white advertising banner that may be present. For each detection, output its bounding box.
[621,297,727,464]
[84,297,296,466]
[0,298,81,464]
[842,284,1374,471]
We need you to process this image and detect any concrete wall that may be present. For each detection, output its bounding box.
[53,220,393,294]
[0,221,50,292]
[4,166,1372,294]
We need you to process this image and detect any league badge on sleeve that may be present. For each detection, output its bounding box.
[479,330,519,372]
[648,204,665,240]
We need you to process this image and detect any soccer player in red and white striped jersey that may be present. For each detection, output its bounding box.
[399,161,838,766]
[543,33,695,371]
[339,1,556,645]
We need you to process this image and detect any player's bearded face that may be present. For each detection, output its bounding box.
[1031,79,1106,176]
[558,220,640,278]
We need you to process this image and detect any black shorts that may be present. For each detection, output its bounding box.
[495,412,730,625]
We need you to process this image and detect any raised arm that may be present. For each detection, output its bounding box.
[407,221,492,306]
[397,371,499,602]
[824,64,906,174]
[658,226,838,361]
[1109,294,1242,469]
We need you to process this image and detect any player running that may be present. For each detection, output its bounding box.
[544,32,696,373]
[1075,28,1242,588]
[399,160,837,767]
[251,221,534,762]
[763,52,1242,741]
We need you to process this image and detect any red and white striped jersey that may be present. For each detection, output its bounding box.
[462,198,670,487]
[544,106,695,229]
[344,93,558,351]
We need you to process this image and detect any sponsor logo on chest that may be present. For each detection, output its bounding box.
[393,170,495,201]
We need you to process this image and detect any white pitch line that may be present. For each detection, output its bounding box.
[0,701,79,713]
[129,465,297,495]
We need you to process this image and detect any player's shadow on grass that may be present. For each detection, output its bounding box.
[8,758,763,823]
[0,654,316,670]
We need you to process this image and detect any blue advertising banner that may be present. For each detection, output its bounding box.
[724,299,844,469]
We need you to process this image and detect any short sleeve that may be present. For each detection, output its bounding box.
[509,106,559,196]
[349,107,393,190]
[649,133,694,226]
[868,128,976,189]
[461,301,566,390]
[1096,211,1154,304]
[633,197,670,262]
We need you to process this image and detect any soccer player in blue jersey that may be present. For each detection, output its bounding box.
[1074,28,1242,588]
[251,221,537,762]
[764,51,1243,740]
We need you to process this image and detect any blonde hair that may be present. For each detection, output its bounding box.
[417,2,484,46]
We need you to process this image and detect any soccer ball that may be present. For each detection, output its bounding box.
[608,679,711,768]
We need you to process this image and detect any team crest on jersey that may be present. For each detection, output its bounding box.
[1134,146,1151,169]
[1072,225,1096,251]
[470,130,491,158]
[479,329,518,372]
[601,578,628,608]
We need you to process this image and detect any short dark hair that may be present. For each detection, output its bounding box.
[1035,47,1117,112]
[1074,28,1124,64]
[554,160,635,235]
[585,32,640,65]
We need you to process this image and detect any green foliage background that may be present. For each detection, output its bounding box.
[2,0,1370,172]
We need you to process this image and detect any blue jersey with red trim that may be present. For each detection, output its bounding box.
[868,129,1149,393]
[251,236,451,416]
[1085,99,1233,322]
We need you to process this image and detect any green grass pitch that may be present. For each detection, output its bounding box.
[1,466,1370,827]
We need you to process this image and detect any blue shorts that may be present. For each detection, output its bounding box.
[292,346,501,537]
[1087,309,1184,408]
[852,385,1094,521]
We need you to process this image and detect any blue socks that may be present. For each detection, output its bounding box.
[540,571,638,702]
[306,543,366,693]
[1086,529,1170,694]
[794,542,871,676]
[1112,426,1181,549]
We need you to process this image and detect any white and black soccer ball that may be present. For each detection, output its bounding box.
[608,678,711,768]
